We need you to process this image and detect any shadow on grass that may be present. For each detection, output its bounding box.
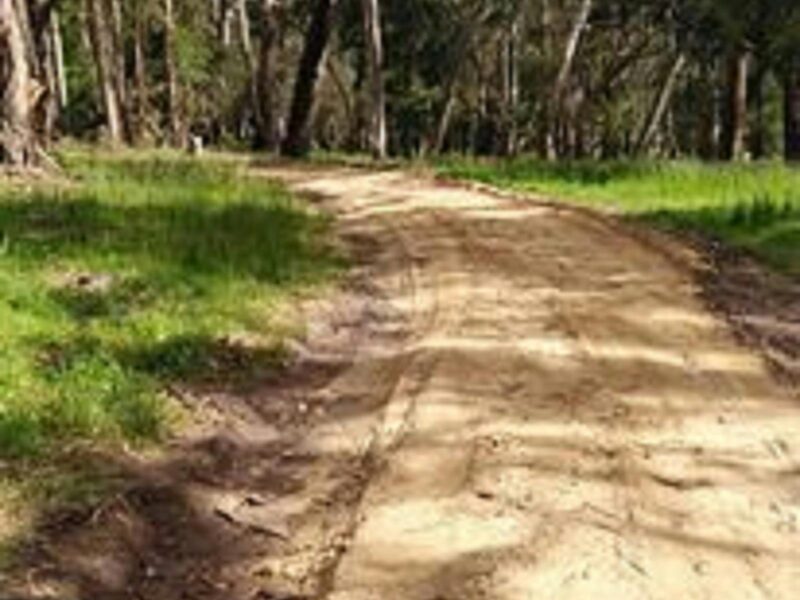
[640,195,800,276]
[0,194,338,284]
[0,177,342,459]
[118,332,288,386]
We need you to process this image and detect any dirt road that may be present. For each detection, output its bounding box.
[271,168,800,599]
[10,167,800,599]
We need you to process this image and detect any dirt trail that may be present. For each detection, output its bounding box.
[271,168,800,600]
[7,167,800,600]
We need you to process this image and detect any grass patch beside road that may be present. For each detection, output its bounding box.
[437,157,800,275]
[0,150,340,551]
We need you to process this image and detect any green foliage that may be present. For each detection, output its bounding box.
[437,157,800,274]
[0,151,341,459]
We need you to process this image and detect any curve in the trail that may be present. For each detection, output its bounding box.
[273,168,800,600]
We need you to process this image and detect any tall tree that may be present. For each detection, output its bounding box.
[255,0,281,150]
[547,0,593,160]
[163,0,180,145]
[0,0,37,165]
[635,53,687,155]
[87,0,124,143]
[132,0,150,143]
[281,0,338,157]
[361,0,386,159]
[722,44,750,160]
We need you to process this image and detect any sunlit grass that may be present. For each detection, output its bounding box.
[436,157,800,275]
[0,149,341,461]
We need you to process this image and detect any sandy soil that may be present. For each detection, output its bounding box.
[6,167,800,600]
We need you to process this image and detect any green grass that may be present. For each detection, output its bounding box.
[436,157,800,275]
[0,150,340,462]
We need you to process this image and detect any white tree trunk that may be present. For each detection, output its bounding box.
[87,0,123,143]
[361,0,386,159]
[164,0,181,145]
[0,0,36,165]
[636,53,686,155]
[547,0,593,160]
[51,9,67,108]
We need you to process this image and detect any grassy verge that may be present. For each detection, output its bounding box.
[436,157,800,276]
[0,149,341,552]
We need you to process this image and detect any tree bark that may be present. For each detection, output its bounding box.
[281,0,338,157]
[723,45,749,161]
[255,0,281,150]
[547,0,593,160]
[360,0,386,159]
[235,0,261,141]
[784,58,800,162]
[635,53,686,155]
[50,8,66,109]
[0,0,37,165]
[109,0,129,137]
[501,17,519,156]
[132,3,149,143]
[163,0,181,146]
[433,89,457,155]
[87,0,124,144]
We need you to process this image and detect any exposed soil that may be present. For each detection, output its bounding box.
[4,167,800,600]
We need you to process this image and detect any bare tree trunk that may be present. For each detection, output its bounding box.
[784,57,800,162]
[0,0,37,165]
[255,0,281,150]
[87,0,123,143]
[326,55,355,145]
[12,0,38,77]
[50,9,67,109]
[217,0,234,46]
[635,53,686,155]
[109,0,129,137]
[234,0,260,141]
[547,0,592,160]
[39,8,61,142]
[361,0,386,159]
[163,0,181,146]
[723,45,749,161]
[132,4,149,143]
[434,90,457,155]
[504,17,519,156]
[281,0,338,157]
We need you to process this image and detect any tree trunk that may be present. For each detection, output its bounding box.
[132,4,149,143]
[164,0,181,146]
[281,0,338,157]
[360,0,386,159]
[502,18,519,156]
[12,0,38,77]
[87,0,123,144]
[635,53,686,155]
[50,9,67,109]
[0,0,37,165]
[433,90,457,155]
[255,0,281,150]
[109,0,129,138]
[39,7,61,142]
[723,46,749,161]
[326,55,356,146]
[235,0,261,142]
[217,0,234,46]
[547,0,592,160]
[784,58,800,162]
